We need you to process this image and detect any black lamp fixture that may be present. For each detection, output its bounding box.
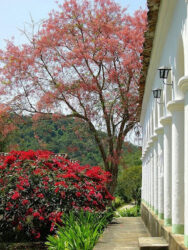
[158,66,173,86]
[152,88,162,99]
[152,88,163,104]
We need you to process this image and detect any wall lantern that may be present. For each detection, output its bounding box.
[134,124,141,138]
[158,66,173,86]
[152,88,163,104]
[152,88,162,99]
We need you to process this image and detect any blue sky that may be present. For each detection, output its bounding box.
[0,0,146,49]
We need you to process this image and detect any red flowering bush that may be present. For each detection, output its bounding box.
[0,150,114,242]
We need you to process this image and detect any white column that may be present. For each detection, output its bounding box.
[148,158,150,206]
[145,158,147,204]
[153,136,158,215]
[149,113,153,207]
[151,146,154,211]
[150,148,154,210]
[179,77,188,246]
[147,144,152,208]
[151,111,155,211]
[141,157,144,202]
[150,154,152,209]
[146,155,149,206]
[144,149,149,206]
[145,157,147,205]
[153,101,159,215]
[148,157,151,207]
[142,160,144,202]
[155,127,164,220]
[143,158,146,203]
[160,116,172,226]
[143,157,146,203]
[167,100,184,234]
[149,139,155,211]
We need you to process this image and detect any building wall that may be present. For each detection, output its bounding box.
[141,0,188,247]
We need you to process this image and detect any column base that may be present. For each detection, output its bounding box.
[172,224,184,234]
[158,213,164,220]
[184,235,188,247]
[164,218,172,226]
[142,203,186,250]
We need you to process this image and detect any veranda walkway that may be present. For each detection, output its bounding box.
[94,217,150,250]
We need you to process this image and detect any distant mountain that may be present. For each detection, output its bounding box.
[7,116,141,167]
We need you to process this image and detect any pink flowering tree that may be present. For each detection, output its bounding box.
[0,104,16,151]
[0,0,146,194]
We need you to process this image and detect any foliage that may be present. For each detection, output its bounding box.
[120,146,142,170]
[0,105,16,151]
[46,209,113,250]
[0,0,146,194]
[7,116,141,168]
[8,116,104,166]
[117,205,140,217]
[0,150,114,242]
[115,165,142,204]
[112,196,124,209]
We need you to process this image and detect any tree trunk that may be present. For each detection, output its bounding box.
[106,163,119,195]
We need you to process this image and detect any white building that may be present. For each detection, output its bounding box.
[140,0,188,248]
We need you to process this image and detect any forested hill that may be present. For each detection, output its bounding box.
[7,116,141,167]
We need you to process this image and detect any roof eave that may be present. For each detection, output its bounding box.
[137,0,161,122]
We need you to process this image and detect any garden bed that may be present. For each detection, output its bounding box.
[0,242,46,250]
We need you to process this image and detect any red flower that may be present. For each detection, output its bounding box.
[11,191,20,200]
[39,216,44,221]
[22,199,29,205]
[50,222,55,232]
[83,207,91,212]
[17,223,22,231]
[19,177,30,187]
[20,150,36,160]
[33,169,43,175]
[16,184,24,191]
[7,202,13,207]
[31,229,36,235]
[37,193,44,198]
[95,193,103,200]
[5,155,16,165]
[92,201,98,205]
[34,232,41,239]
[76,192,81,197]
[33,211,40,217]
[71,201,76,206]
[27,208,33,214]
[55,181,68,188]
[61,191,66,199]
[74,183,80,189]
[105,192,115,200]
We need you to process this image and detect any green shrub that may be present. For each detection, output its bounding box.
[0,150,113,242]
[112,196,124,209]
[46,209,113,250]
[115,166,142,205]
[118,205,140,217]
